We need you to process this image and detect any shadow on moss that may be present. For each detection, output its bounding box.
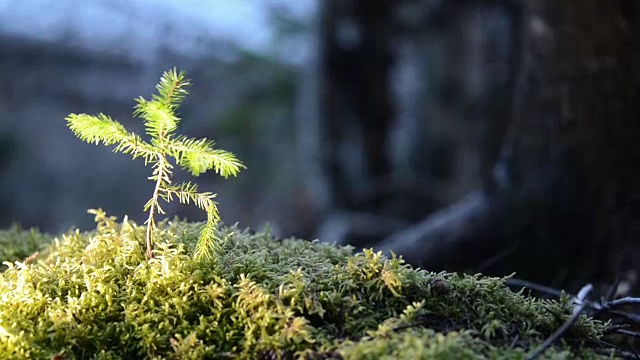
[0,225,51,270]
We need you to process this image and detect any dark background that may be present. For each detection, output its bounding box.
[1,0,638,293]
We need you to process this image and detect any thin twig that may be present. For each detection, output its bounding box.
[507,278,566,298]
[509,278,640,358]
[606,309,640,326]
[475,242,519,273]
[607,297,640,308]
[606,274,623,301]
[574,284,593,315]
[597,348,640,360]
[616,329,640,338]
[576,284,593,301]
[629,342,640,360]
[594,339,623,352]
[508,279,640,312]
[509,334,520,350]
[526,286,592,360]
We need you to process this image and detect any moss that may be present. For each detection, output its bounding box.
[0,225,52,270]
[0,211,616,359]
[335,328,612,360]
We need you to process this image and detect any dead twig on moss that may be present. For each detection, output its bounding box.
[510,278,640,359]
[616,329,640,338]
[508,277,640,314]
[507,278,564,298]
[526,284,593,360]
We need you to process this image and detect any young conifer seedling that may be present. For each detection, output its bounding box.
[66,68,245,260]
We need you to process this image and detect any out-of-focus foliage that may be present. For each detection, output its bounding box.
[216,52,296,141]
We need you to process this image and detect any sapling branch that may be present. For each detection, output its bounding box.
[66,68,245,260]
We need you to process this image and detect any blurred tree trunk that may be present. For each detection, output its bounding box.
[377,0,640,290]
[319,0,397,211]
[305,0,411,245]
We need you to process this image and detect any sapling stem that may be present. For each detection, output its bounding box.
[144,154,165,259]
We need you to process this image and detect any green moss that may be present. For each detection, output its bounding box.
[0,211,615,359]
[0,225,52,270]
[336,329,610,360]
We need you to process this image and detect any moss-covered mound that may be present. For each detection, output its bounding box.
[0,211,616,359]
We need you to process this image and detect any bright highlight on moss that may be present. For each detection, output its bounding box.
[66,68,245,260]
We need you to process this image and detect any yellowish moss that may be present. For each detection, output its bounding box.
[0,210,615,359]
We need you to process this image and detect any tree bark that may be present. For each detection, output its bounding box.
[377,0,640,290]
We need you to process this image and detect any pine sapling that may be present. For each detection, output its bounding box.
[66,68,245,260]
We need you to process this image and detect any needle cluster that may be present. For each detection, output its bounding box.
[66,68,244,260]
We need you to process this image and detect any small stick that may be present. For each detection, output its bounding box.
[507,278,565,298]
[526,285,592,360]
